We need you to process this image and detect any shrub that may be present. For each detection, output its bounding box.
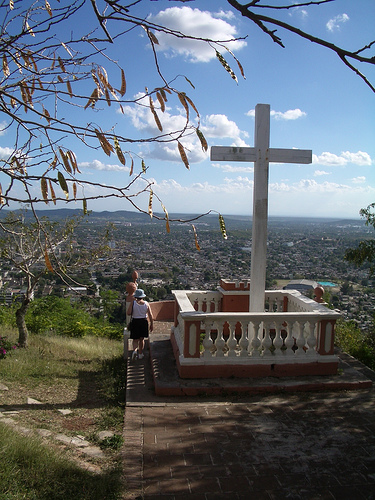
[26,296,94,337]
[335,319,375,370]
[0,304,17,328]
[25,296,124,340]
[0,336,19,359]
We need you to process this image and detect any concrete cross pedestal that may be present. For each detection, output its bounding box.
[211,103,312,312]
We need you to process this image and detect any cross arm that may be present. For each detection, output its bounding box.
[210,146,312,164]
[211,146,256,162]
[268,148,312,164]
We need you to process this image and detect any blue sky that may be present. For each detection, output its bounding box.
[1,0,374,219]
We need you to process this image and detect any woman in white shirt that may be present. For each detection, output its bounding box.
[127,288,154,360]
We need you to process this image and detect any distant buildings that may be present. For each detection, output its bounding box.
[0,214,373,333]
[283,279,319,294]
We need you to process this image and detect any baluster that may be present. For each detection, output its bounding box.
[250,320,262,357]
[214,321,226,358]
[295,320,307,356]
[212,297,219,312]
[202,320,213,358]
[214,320,226,357]
[305,320,318,357]
[273,320,283,356]
[226,320,237,357]
[197,297,204,311]
[284,320,295,357]
[238,320,249,357]
[261,321,273,357]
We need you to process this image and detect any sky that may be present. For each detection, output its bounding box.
[1,0,374,219]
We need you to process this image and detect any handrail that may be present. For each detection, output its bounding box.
[171,288,340,378]
[179,310,339,321]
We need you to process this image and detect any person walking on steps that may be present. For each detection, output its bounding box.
[127,289,154,360]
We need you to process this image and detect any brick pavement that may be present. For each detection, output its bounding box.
[122,329,375,500]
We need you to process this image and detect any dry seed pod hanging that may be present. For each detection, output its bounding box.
[178,141,189,169]
[192,225,201,251]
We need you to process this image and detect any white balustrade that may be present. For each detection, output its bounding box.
[172,289,340,370]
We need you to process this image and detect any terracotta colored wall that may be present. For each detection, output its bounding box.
[219,279,250,312]
[149,300,175,321]
[221,294,249,312]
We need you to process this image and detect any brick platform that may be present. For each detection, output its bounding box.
[122,324,375,499]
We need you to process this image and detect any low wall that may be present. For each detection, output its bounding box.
[149,300,175,321]
[170,330,338,379]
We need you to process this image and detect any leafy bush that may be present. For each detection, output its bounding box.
[0,303,17,328]
[26,296,92,337]
[25,296,123,340]
[0,335,18,359]
[335,318,375,370]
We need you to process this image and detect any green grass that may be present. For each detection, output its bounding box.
[1,334,122,380]
[0,424,123,500]
[0,331,127,499]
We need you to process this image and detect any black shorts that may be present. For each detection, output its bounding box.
[130,318,149,339]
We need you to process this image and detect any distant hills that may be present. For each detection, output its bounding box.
[0,208,362,230]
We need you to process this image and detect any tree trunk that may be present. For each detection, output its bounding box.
[16,298,30,348]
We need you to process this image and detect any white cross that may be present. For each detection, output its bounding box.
[211,103,312,312]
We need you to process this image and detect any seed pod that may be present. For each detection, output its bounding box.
[219,214,227,240]
[41,177,48,204]
[58,171,69,199]
[178,141,189,169]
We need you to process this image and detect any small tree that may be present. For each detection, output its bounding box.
[0,209,90,346]
[345,203,375,275]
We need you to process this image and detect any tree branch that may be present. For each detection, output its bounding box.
[226,0,375,92]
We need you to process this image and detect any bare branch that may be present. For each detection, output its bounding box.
[0,0,373,228]
[226,0,375,92]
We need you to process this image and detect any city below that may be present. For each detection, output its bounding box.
[0,209,374,333]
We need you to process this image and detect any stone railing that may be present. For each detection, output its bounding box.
[171,289,341,378]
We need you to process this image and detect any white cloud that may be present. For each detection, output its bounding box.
[267,178,374,218]
[314,170,330,176]
[86,170,375,217]
[326,13,349,32]
[268,178,375,196]
[202,114,248,140]
[0,146,14,159]
[341,151,372,166]
[212,162,254,173]
[153,175,254,198]
[351,176,366,184]
[246,108,306,120]
[294,179,351,192]
[313,152,347,166]
[288,7,308,20]
[147,7,246,63]
[121,98,249,163]
[271,109,307,120]
[147,138,208,164]
[213,10,236,21]
[0,121,8,136]
[79,159,129,173]
[313,151,372,166]
[121,92,192,136]
[120,92,208,163]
